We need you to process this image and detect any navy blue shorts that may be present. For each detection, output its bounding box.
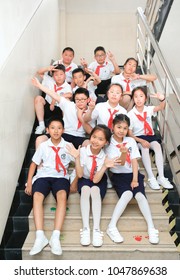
[32,177,70,199]
[111,172,145,198]
[62,133,87,149]
[137,135,161,144]
[78,174,107,199]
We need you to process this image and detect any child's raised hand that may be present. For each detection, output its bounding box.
[106,50,114,61]
[117,143,128,154]
[104,156,122,168]
[88,99,96,110]
[80,58,88,68]
[150,92,165,101]
[31,77,41,88]
[66,143,80,159]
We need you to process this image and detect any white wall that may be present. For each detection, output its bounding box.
[59,0,147,66]
[0,0,61,242]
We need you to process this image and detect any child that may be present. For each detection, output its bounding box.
[106,114,159,244]
[72,67,101,102]
[32,77,95,149]
[53,47,78,85]
[25,117,75,256]
[83,83,127,131]
[66,124,121,247]
[34,64,72,134]
[81,46,120,96]
[128,86,173,190]
[111,57,157,111]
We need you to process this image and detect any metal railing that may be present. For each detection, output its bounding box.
[136,7,180,195]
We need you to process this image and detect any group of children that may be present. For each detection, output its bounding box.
[25,46,173,256]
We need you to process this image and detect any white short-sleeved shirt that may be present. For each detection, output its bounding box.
[106,136,141,173]
[59,97,95,137]
[79,145,106,179]
[111,73,147,92]
[32,138,74,182]
[88,61,114,80]
[72,81,97,100]
[128,106,156,136]
[91,101,127,127]
[53,60,78,83]
[42,73,72,105]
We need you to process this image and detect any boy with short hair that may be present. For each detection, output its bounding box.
[72,67,101,101]
[32,78,95,149]
[34,64,72,134]
[53,47,78,85]
[25,117,75,256]
[81,46,121,96]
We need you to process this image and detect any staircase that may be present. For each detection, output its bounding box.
[21,149,180,260]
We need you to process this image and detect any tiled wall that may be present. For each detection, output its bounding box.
[0,0,61,242]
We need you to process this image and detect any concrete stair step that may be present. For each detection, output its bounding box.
[22,230,179,260]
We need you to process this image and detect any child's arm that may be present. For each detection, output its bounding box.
[62,92,73,100]
[83,100,96,122]
[25,162,37,196]
[37,65,57,79]
[150,93,166,112]
[31,77,61,103]
[80,58,88,69]
[77,108,93,134]
[131,158,139,189]
[131,73,157,82]
[66,144,84,178]
[93,156,122,184]
[85,69,101,86]
[107,50,121,74]
[128,129,151,149]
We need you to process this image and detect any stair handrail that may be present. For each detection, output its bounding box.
[136,7,180,195]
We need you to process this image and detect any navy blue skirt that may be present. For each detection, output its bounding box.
[137,135,161,144]
[78,174,107,199]
[111,172,145,198]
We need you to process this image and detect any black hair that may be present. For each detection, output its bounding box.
[94,46,106,55]
[46,116,64,128]
[131,86,148,100]
[90,124,112,143]
[62,47,75,55]
[124,57,138,69]
[73,87,89,101]
[72,67,85,77]
[113,114,130,127]
[106,83,123,94]
[52,63,65,74]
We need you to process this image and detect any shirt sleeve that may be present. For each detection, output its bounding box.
[32,146,43,165]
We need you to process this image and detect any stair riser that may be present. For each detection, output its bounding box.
[28,217,170,231]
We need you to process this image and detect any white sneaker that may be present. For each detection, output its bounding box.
[29,236,48,255]
[106,227,124,243]
[157,176,174,189]
[93,229,103,247]
[148,228,159,244]
[35,125,45,134]
[49,237,62,255]
[80,228,90,246]
[147,177,160,190]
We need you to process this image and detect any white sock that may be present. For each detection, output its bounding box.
[80,185,91,229]
[51,230,60,239]
[91,186,101,230]
[150,141,164,178]
[138,144,154,179]
[36,230,45,239]
[135,192,155,230]
[108,191,133,228]
[39,121,45,127]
